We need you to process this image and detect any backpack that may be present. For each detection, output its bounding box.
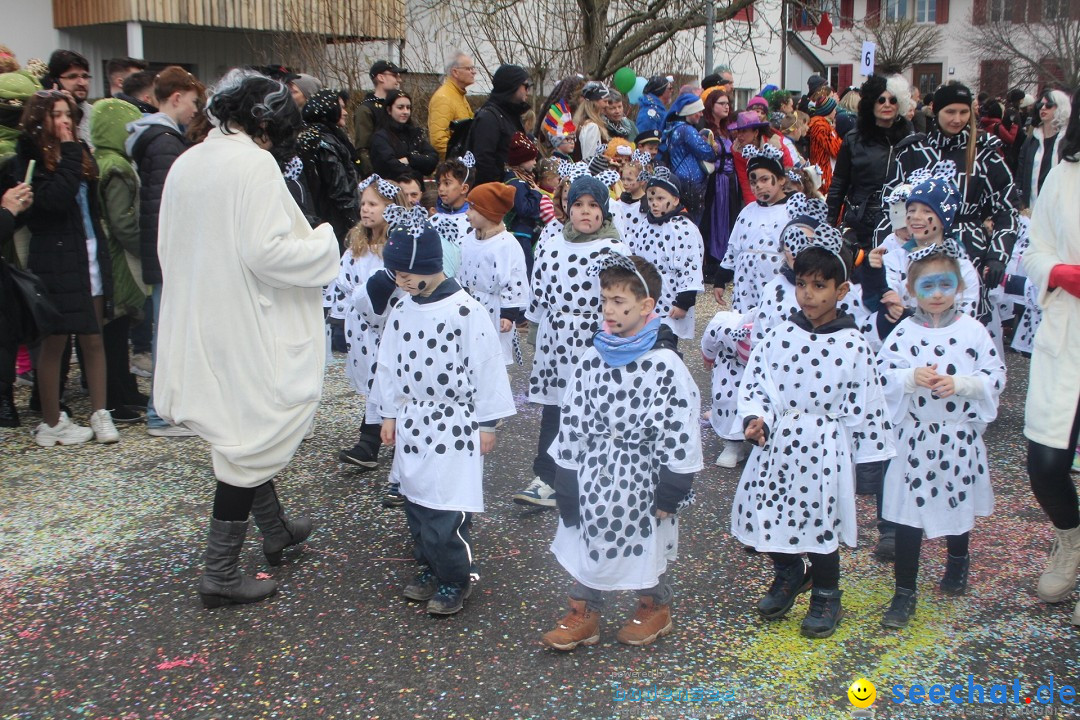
[446,118,473,160]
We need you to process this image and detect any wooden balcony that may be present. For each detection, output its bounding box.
[52,0,405,41]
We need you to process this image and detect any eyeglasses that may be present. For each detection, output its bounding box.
[877,96,898,105]
[716,100,731,105]
[59,73,91,81]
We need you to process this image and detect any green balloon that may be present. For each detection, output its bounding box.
[613,67,636,94]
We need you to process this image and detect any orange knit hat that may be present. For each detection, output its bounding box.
[468,183,516,223]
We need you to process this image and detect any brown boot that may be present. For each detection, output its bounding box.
[541,598,600,651]
[616,596,673,646]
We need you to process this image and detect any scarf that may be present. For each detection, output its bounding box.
[593,316,662,367]
[563,219,621,243]
[436,199,469,214]
[646,205,687,225]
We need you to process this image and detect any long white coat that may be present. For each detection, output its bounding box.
[154,127,339,486]
[1024,160,1080,449]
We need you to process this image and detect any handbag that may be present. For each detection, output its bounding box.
[1,258,64,343]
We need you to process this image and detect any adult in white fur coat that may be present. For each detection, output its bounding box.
[1023,104,1080,624]
[155,71,339,608]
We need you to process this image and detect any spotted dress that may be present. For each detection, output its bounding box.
[752,269,875,350]
[731,317,895,554]
[624,213,705,339]
[701,309,753,442]
[611,196,645,239]
[550,346,703,591]
[720,197,791,312]
[878,314,1005,538]
[457,230,529,365]
[431,209,471,278]
[373,287,516,513]
[526,230,630,405]
[330,248,400,423]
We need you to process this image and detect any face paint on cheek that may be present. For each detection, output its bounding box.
[417,281,427,291]
[914,272,959,299]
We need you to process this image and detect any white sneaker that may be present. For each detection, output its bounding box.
[147,424,197,438]
[512,477,557,507]
[129,352,153,378]
[715,440,750,469]
[90,409,120,443]
[34,412,94,447]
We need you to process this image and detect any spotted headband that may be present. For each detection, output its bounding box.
[786,192,828,224]
[907,236,963,264]
[587,249,650,298]
[383,204,432,238]
[629,149,652,168]
[358,173,399,200]
[787,163,821,184]
[740,142,783,162]
[557,161,591,183]
[594,169,620,189]
[907,159,956,188]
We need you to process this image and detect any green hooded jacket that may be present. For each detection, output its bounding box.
[91,99,146,318]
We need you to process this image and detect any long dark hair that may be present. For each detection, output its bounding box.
[19,91,96,179]
[1062,87,1080,163]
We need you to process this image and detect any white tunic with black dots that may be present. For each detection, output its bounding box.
[611,197,645,239]
[878,315,1005,538]
[1011,279,1042,354]
[720,200,790,313]
[625,214,705,339]
[550,346,703,591]
[732,321,895,554]
[373,288,516,512]
[752,273,874,349]
[526,233,630,405]
[701,310,752,441]
[330,249,400,423]
[536,218,564,249]
[457,230,529,365]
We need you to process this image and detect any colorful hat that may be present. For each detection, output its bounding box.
[727,110,769,132]
[543,100,576,147]
[905,161,960,232]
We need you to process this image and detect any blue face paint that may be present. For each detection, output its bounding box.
[914,272,959,299]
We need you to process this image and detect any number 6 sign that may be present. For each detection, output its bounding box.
[861,41,876,76]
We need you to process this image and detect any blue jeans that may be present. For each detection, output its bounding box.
[146,284,168,428]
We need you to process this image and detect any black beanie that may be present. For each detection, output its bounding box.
[932,83,972,113]
[384,222,443,276]
[492,65,529,95]
[644,76,669,97]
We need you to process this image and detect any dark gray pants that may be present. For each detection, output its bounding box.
[404,499,474,584]
[570,574,673,612]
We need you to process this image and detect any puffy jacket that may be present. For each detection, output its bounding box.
[370,121,439,180]
[635,94,667,137]
[469,97,526,186]
[127,113,189,286]
[298,123,358,246]
[15,137,112,334]
[664,120,717,186]
[826,117,916,246]
[428,80,473,159]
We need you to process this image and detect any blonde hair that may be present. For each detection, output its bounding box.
[350,185,405,258]
[573,98,610,144]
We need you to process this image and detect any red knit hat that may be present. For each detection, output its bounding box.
[506,131,539,166]
[468,183,516,222]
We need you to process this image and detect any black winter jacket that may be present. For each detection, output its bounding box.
[299,123,359,246]
[469,97,527,186]
[370,121,438,180]
[129,119,189,285]
[16,138,112,334]
[826,117,916,247]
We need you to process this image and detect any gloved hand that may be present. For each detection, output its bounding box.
[982,260,1006,289]
[366,270,397,315]
[1050,264,1080,299]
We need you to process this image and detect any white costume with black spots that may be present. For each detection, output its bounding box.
[611,197,645,239]
[721,199,790,312]
[731,317,895,554]
[457,230,529,364]
[624,213,705,339]
[1011,280,1042,355]
[373,287,516,512]
[527,231,630,405]
[881,240,981,318]
[878,314,1005,537]
[550,346,703,591]
[701,310,752,442]
[536,218,564,248]
[752,270,874,348]
[330,250,393,407]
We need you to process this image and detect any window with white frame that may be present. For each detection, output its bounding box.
[884,0,908,22]
[915,0,936,22]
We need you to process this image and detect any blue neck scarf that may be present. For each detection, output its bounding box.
[593,317,661,367]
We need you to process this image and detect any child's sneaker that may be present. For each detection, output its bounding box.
[90,409,120,443]
[426,581,471,615]
[800,588,844,639]
[757,560,811,618]
[381,483,405,508]
[34,412,94,447]
[880,587,917,629]
[714,440,750,468]
[873,526,896,561]
[403,566,438,601]
[541,598,600,651]
[512,477,556,507]
[616,596,673,646]
[338,436,380,469]
[939,554,970,596]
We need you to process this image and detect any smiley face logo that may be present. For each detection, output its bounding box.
[848,678,876,708]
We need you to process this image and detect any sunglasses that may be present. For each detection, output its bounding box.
[523,82,533,90]
[876,96,898,105]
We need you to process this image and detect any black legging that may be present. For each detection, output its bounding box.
[771,549,841,591]
[212,481,262,521]
[1028,396,1080,530]
[894,525,970,590]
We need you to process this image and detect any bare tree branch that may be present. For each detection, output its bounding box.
[963,19,1080,89]
[848,18,943,75]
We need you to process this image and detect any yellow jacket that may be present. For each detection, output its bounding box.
[428,80,474,159]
